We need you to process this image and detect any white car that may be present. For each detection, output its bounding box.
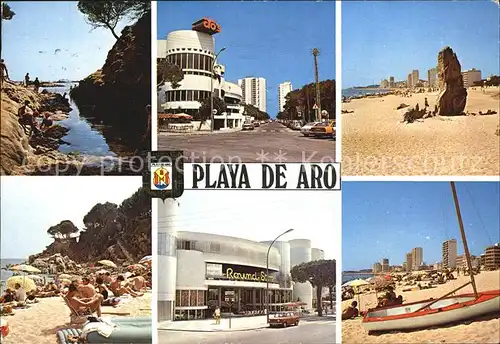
[300,122,321,136]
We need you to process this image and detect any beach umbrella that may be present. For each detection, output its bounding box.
[6,276,36,293]
[346,279,371,288]
[27,275,43,282]
[9,264,41,273]
[139,256,152,264]
[98,260,117,268]
[59,278,72,285]
[58,274,72,280]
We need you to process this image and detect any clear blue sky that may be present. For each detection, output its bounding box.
[342,0,500,88]
[0,176,143,259]
[157,1,335,117]
[343,182,500,271]
[2,1,133,81]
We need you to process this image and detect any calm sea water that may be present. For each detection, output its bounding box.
[1,258,26,288]
[43,84,116,157]
[342,273,374,284]
[342,88,391,98]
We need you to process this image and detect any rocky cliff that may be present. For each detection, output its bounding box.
[28,187,151,270]
[436,46,467,116]
[0,81,79,175]
[70,11,151,152]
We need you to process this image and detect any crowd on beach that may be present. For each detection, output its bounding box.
[0,270,151,318]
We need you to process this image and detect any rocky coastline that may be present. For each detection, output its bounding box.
[70,11,151,153]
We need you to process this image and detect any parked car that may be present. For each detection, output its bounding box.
[289,120,302,130]
[242,122,255,131]
[309,120,336,138]
[268,311,300,328]
[300,122,321,137]
[253,121,261,127]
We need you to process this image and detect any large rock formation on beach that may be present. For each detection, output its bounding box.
[0,81,73,175]
[70,11,151,151]
[436,47,467,116]
[28,187,151,271]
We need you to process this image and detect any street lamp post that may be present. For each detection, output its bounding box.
[210,47,226,132]
[266,228,294,324]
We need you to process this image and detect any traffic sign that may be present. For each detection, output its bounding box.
[312,104,319,110]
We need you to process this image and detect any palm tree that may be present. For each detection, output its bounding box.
[1,3,16,58]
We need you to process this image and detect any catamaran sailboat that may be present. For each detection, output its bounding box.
[362,182,500,332]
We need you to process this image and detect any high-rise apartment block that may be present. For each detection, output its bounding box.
[442,239,457,269]
[278,81,293,113]
[238,77,267,113]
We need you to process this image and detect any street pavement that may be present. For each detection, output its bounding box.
[158,319,335,344]
[158,122,336,163]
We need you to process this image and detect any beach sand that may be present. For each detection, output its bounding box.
[342,270,500,343]
[1,292,151,344]
[342,87,500,176]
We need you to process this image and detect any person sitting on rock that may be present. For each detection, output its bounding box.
[40,113,53,131]
[110,275,143,298]
[33,77,41,93]
[18,100,41,136]
[342,301,359,320]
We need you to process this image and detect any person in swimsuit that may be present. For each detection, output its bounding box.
[110,275,143,297]
[66,283,103,317]
[95,277,120,306]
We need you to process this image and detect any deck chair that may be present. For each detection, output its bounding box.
[61,295,93,325]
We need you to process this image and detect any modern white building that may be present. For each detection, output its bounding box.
[462,68,482,88]
[278,81,293,112]
[157,20,245,130]
[238,77,267,113]
[157,201,327,322]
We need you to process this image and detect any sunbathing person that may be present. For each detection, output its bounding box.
[129,274,147,292]
[78,277,97,298]
[66,283,103,317]
[0,289,14,303]
[13,283,26,305]
[110,275,143,297]
[95,277,120,306]
[342,301,359,320]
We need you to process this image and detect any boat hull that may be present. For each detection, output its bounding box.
[362,290,500,332]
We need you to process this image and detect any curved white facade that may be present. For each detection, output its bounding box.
[312,248,325,261]
[157,29,244,130]
[157,198,179,321]
[289,239,313,310]
[177,250,207,290]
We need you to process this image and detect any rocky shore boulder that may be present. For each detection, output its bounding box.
[436,47,467,116]
[70,11,151,151]
[29,253,80,274]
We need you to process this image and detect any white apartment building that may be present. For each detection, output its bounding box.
[442,239,457,269]
[411,247,423,270]
[238,77,267,113]
[462,68,482,88]
[278,81,293,113]
[157,22,244,131]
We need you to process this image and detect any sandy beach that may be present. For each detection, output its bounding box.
[342,87,500,176]
[1,292,151,344]
[342,270,500,343]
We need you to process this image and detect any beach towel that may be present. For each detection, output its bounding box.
[82,319,116,338]
[56,328,82,344]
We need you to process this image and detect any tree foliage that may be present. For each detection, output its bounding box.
[277,80,336,122]
[1,3,15,59]
[47,220,79,239]
[77,1,150,40]
[290,259,336,316]
[243,103,270,121]
[196,96,227,129]
[157,58,184,89]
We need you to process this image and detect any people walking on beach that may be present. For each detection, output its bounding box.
[424,97,429,109]
[24,73,30,87]
[214,306,221,324]
[0,59,9,85]
[33,77,41,93]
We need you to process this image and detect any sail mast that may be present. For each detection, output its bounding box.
[450,182,478,299]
